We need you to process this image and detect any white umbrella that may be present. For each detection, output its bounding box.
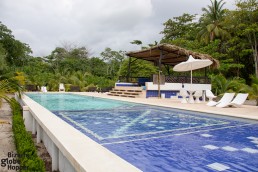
[173,55,213,84]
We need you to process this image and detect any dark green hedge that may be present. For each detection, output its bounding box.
[11,99,45,172]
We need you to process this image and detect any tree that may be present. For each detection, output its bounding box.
[70,47,89,59]
[47,69,68,91]
[234,0,258,78]
[148,41,158,48]
[88,57,107,76]
[69,71,90,90]
[211,74,247,96]
[46,45,90,73]
[0,22,32,67]
[0,43,7,72]
[161,13,198,42]
[119,58,157,78]
[100,48,125,78]
[197,0,230,43]
[130,40,142,46]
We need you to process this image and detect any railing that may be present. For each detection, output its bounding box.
[118,76,151,86]
[119,76,210,85]
[165,76,211,84]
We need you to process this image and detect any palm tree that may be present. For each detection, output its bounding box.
[197,0,230,43]
[69,71,91,90]
[211,75,236,96]
[249,84,258,106]
[248,76,258,105]
[0,79,22,107]
[48,69,68,91]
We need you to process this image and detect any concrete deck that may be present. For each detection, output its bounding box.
[74,92,258,121]
[0,102,19,172]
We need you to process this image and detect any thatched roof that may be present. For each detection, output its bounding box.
[126,43,219,68]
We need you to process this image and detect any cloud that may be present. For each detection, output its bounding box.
[0,0,236,57]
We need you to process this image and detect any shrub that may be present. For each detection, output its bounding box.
[11,99,45,172]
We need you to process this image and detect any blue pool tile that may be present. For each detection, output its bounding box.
[207,163,230,171]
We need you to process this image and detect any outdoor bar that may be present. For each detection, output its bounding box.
[109,43,219,100]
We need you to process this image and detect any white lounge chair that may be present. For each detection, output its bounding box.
[194,90,203,103]
[216,93,248,108]
[207,93,235,107]
[179,89,188,103]
[206,90,217,102]
[59,83,65,92]
[41,86,47,92]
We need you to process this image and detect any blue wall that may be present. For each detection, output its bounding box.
[146,90,179,98]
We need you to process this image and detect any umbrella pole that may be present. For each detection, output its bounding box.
[158,71,160,98]
[191,70,192,84]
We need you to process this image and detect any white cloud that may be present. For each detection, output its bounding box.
[0,0,235,57]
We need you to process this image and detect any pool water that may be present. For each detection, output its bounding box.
[27,93,258,172]
[27,93,135,111]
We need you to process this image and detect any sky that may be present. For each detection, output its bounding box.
[0,0,236,57]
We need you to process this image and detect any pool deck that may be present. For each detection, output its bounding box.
[74,92,258,121]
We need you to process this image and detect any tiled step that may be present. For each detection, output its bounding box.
[108,86,143,98]
[124,92,139,95]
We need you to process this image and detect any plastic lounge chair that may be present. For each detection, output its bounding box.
[41,86,44,92]
[206,90,217,102]
[207,93,235,107]
[216,93,248,108]
[59,83,65,92]
[41,86,47,92]
[179,89,188,103]
[194,90,203,103]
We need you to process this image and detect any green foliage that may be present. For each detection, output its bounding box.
[85,75,116,89]
[0,43,7,72]
[233,0,258,77]
[211,74,248,96]
[0,22,32,67]
[251,75,258,85]
[167,0,257,80]
[100,48,125,78]
[0,79,22,107]
[11,100,45,171]
[249,84,258,105]
[88,57,107,76]
[161,13,199,42]
[202,0,226,21]
[119,58,157,77]
[69,71,90,90]
[246,75,258,105]
[47,70,68,91]
[197,0,230,43]
[130,40,142,45]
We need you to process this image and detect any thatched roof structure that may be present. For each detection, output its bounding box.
[126,43,219,68]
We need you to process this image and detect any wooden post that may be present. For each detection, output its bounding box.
[126,56,132,82]
[158,51,163,98]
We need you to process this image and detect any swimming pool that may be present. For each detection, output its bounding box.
[28,93,135,111]
[27,93,258,172]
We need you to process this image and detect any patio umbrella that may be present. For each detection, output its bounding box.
[173,55,213,84]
